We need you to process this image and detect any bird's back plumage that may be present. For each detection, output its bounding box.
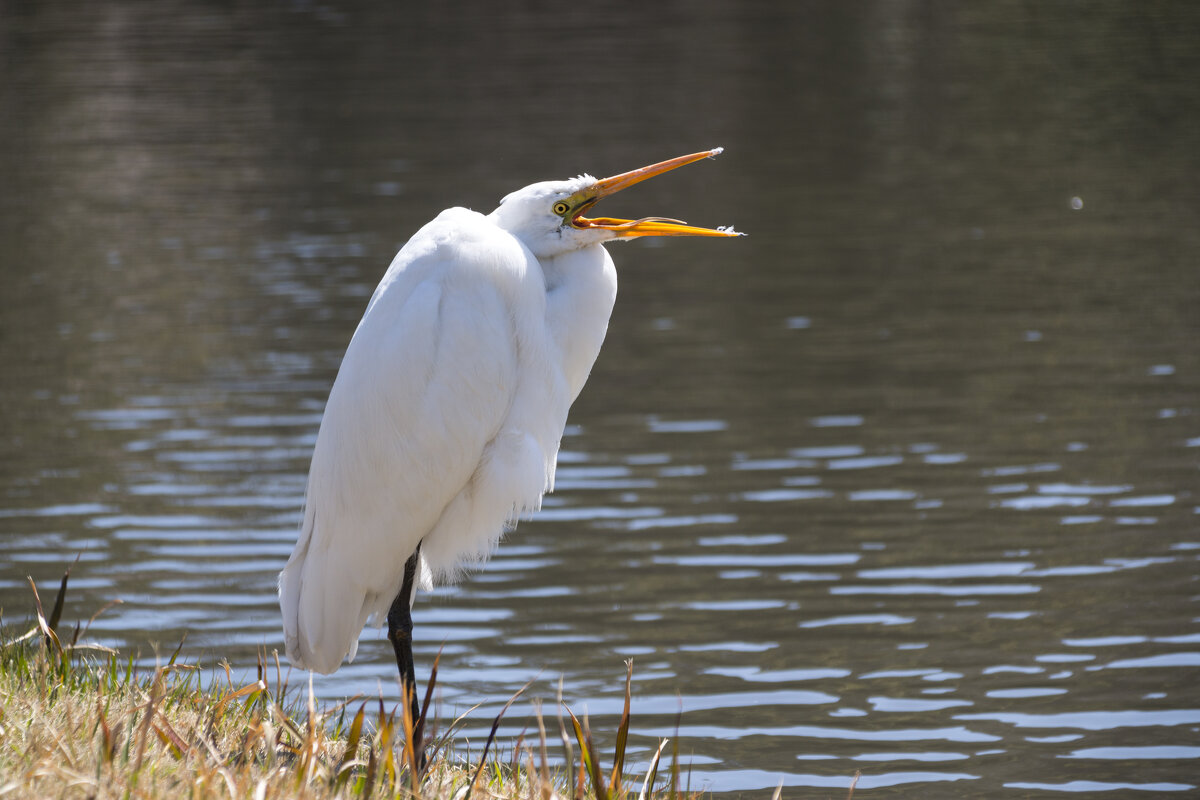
[278,207,593,673]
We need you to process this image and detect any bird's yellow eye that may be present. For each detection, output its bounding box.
[552,201,571,216]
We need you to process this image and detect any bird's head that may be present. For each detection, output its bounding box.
[488,149,742,259]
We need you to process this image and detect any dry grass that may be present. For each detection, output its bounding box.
[0,568,703,800]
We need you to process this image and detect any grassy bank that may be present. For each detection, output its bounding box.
[0,572,701,800]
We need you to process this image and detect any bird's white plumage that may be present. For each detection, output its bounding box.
[279,184,618,673]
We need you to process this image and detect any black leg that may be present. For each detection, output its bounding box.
[387,546,424,766]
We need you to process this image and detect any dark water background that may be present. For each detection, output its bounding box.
[2,2,1199,796]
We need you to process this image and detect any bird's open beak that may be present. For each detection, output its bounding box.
[571,149,742,238]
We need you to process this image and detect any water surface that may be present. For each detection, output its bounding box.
[1,3,1198,796]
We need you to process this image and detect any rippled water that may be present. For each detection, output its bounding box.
[2,2,1199,796]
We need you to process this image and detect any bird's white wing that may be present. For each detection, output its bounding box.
[279,207,565,673]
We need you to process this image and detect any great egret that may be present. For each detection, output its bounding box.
[278,148,741,727]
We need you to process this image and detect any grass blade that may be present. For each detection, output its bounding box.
[47,559,77,633]
[639,738,668,800]
[168,631,188,668]
[464,679,532,800]
[400,679,419,785]
[565,706,608,800]
[609,659,633,793]
[152,718,189,760]
[412,647,441,776]
[534,700,552,800]
[847,769,861,798]
[556,676,576,800]
[334,702,367,792]
[27,576,65,669]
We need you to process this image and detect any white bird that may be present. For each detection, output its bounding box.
[278,149,740,727]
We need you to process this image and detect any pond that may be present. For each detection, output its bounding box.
[1,2,1198,796]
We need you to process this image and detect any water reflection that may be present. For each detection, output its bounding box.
[3,1,1200,796]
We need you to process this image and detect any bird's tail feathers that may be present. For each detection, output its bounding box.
[278,504,364,674]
